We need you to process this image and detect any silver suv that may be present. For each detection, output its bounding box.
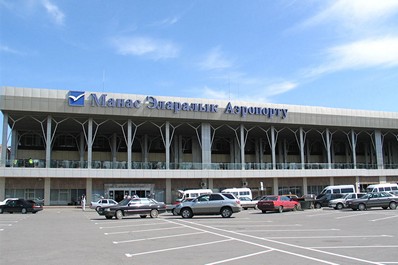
[174,193,242,218]
[328,193,366,210]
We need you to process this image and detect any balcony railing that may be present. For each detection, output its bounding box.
[1,158,391,170]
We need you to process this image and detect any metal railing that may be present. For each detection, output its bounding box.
[1,158,389,170]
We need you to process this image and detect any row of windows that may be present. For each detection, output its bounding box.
[16,133,387,155]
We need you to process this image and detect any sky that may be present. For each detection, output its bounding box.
[1,0,398,112]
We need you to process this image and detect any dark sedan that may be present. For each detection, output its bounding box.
[97,198,166,219]
[346,192,397,211]
[0,199,43,214]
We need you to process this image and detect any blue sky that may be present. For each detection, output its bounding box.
[1,0,398,112]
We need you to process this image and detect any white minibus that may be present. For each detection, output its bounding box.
[318,185,355,196]
[177,189,213,201]
[221,188,252,199]
[366,183,398,193]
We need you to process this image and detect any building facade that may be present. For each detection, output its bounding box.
[1,87,398,205]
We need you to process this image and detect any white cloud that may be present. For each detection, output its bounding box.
[200,47,233,70]
[265,81,298,96]
[111,36,180,60]
[307,37,398,77]
[0,45,23,55]
[41,0,65,26]
[301,0,398,29]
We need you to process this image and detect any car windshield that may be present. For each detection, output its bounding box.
[262,196,277,201]
[117,199,131,206]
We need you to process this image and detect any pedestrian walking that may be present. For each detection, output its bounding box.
[81,195,86,211]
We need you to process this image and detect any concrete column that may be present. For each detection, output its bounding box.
[351,130,357,169]
[208,178,214,190]
[302,177,308,195]
[273,178,279,195]
[330,177,334,186]
[44,178,51,206]
[300,127,305,169]
[127,119,132,169]
[10,130,17,163]
[240,124,245,170]
[88,118,93,169]
[46,115,52,168]
[144,134,149,163]
[165,178,172,204]
[201,123,211,169]
[0,177,5,200]
[271,126,276,170]
[86,178,92,203]
[1,113,8,166]
[374,130,384,169]
[165,122,170,169]
[326,128,332,169]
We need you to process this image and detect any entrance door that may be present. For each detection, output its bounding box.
[114,190,125,202]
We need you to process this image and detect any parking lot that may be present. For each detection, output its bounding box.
[1,207,398,265]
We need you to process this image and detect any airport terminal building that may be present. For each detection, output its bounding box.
[1,87,398,205]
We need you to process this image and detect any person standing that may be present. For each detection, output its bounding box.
[81,195,86,211]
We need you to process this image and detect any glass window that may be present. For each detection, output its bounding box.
[210,194,224,201]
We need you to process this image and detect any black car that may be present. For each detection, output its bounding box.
[0,199,43,214]
[97,198,166,220]
[314,193,344,209]
[346,192,397,211]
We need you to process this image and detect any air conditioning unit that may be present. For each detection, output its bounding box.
[200,181,206,188]
[242,181,248,187]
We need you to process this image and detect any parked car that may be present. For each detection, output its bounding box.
[239,196,258,210]
[257,195,300,213]
[314,193,344,209]
[346,192,398,211]
[0,199,43,214]
[174,193,242,218]
[328,193,366,210]
[97,198,166,219]
[90,198,118,211]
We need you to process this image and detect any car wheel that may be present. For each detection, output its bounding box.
[389,202,397,210]
[314,203,321,209]
[358,203,366,211]
[293,204,300,211]
[336,203,344,210]
[105,216,112,219]
[150,209,159,218]
[96,206,101,212]
[261,210,266,213]
[140,215,147,218]
[278,206,283,213]
[181,208,193,218]
[21,208,27,214]
[0,208,3,214]
[254,205,258,210]
[220,207,233,218]
[115,210,123,220]
[172,208,178,216]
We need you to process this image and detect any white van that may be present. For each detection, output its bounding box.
[318,185,355,197]
[177,189,213,201]
[221,188,252,200]
[366,183,398,193]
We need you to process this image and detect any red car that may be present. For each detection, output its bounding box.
[257,195,300,213]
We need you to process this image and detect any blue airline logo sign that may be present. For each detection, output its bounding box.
[67,91,288,119]
[68,91,85,106]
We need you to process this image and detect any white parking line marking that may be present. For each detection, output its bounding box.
[177,220,382,265]
[335,212,369,219]
[204,250,274,265]
[99,222,165,229]
[311,245,398,249]
[211,224,302,228]
[370,215,398,222]
[162,219,339,265]
[104,226,181,236]
[265,235,392,239]
[113,231,206,244]
[125,239,234,257]
[243,228,340,232]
